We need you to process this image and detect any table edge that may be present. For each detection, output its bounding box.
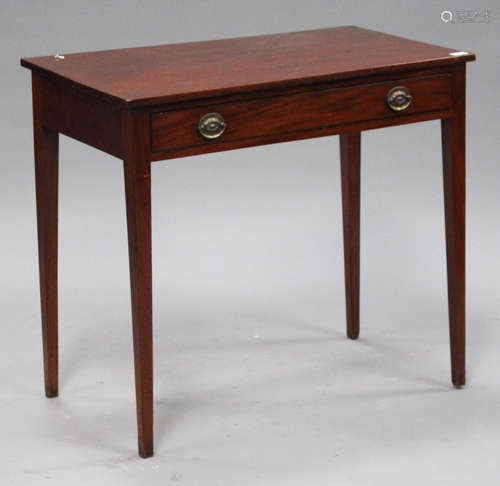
[20,54,475,109]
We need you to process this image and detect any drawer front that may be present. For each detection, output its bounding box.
[151,74,451,153]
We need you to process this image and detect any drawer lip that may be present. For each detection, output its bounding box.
[151,73,452,153]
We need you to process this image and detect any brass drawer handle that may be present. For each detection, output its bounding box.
[386,86,412,112]
[198,112,226,139]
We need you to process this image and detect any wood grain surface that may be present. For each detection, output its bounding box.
[21,26,475,106]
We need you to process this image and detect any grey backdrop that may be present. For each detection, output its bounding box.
[1,1,499,485]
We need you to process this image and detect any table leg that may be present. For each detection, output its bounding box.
[441,64,466,388]
[340,132,361,340]
[33,75,59,398]
[122,111,154,457]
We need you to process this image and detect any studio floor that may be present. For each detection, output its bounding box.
[3,280,500,485]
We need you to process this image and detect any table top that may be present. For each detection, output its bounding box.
[21,26,475,107]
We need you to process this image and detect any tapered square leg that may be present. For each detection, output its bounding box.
[32,74,59,398]
[122,110,154,458]
[340,132,361,340]
[441,65,466,388]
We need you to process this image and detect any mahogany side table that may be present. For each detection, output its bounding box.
[21,26,475,458]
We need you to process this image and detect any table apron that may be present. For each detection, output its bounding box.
[150,73,452,160]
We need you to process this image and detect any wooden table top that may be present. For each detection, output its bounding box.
[21,26,475,107]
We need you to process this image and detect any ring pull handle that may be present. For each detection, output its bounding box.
[198,112,226,139]
[386,86,412,112]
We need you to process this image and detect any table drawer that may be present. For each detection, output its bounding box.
[151,74,451,153]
